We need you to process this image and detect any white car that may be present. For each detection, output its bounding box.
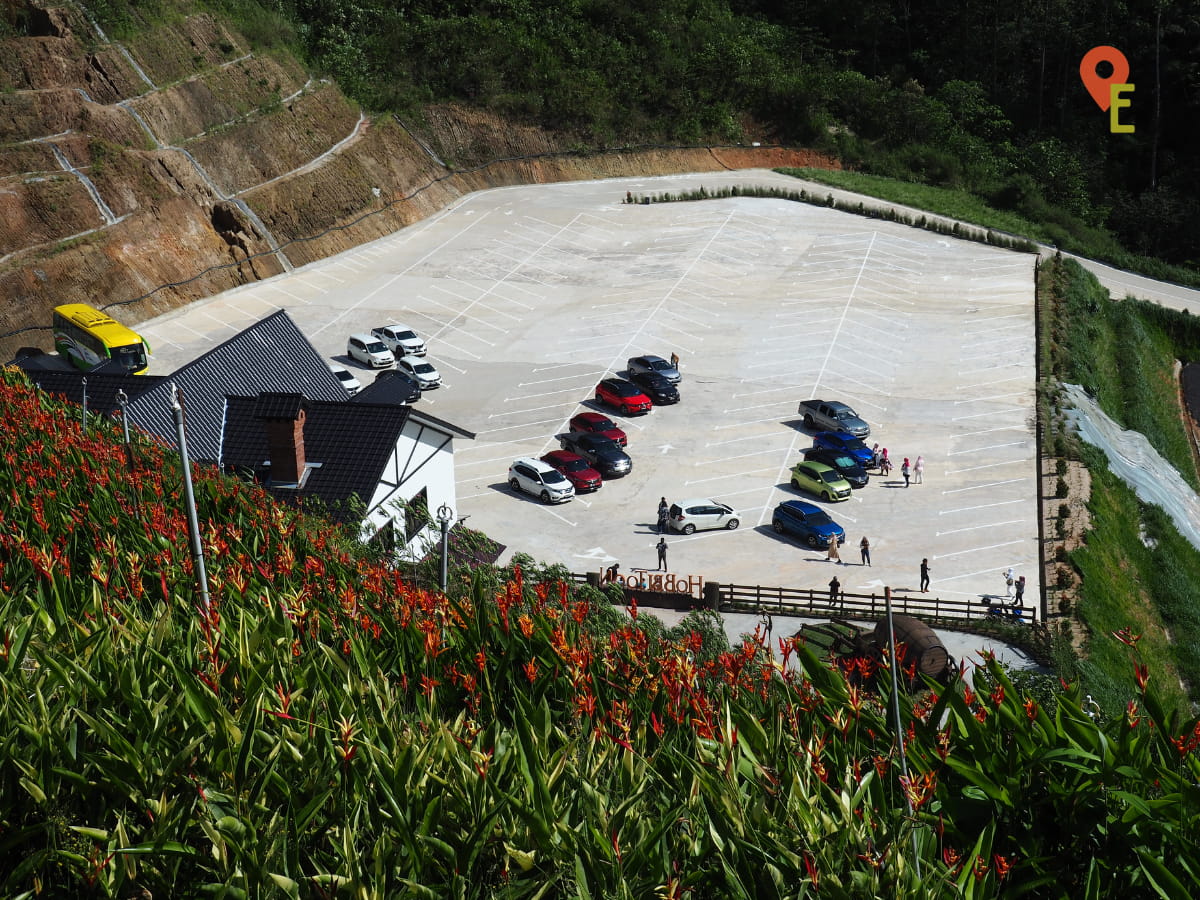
[372,324,427,357]
[508,458,574,504]
[397,355,441,389]
[328,363,362,395]
[668,498,740,534]
[347,333,395,369]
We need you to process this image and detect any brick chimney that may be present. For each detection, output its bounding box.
[255,393,307,485]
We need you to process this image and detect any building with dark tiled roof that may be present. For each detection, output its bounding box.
[14,310,474,556]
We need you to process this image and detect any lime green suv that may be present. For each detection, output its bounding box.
[789,460,852,502]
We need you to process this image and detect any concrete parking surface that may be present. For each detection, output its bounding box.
[138,169,1041,607]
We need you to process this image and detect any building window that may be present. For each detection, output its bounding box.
[403,488,430,546]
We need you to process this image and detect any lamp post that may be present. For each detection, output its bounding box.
[436,502,454,593]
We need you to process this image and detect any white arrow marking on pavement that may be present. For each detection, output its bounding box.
[659,443,674,454]
[574,547,613,560]
[858,579,887,590]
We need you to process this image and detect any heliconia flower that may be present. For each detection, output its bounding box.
[973,855,989,880]
[990,685,1005,707]
[1133,662,1150,692]
[899,770,937,810]
[523,660,538,683]
[943,846,962,871]
[992,854,1014,880]
[1023,697,1039,720]
[1112,627,1142,646]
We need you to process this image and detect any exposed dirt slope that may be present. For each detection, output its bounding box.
[0,0,838,362]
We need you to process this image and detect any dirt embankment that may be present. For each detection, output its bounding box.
[0,0,838,362]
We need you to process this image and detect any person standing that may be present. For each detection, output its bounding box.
[901,457,911,487]
[1003,566,1015,597]
[1013,574,1026,607]
[920,558,931,592]
[657,497,670,534]
[859,535,871,566]
[869,443,881,469]
[670,352,680,370]
[656,537,668,571]
[879,449,891,477]
[914,455,924,484]
[827,534,842,564]
[828,575,840,603]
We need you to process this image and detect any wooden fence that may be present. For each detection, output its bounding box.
[717,582,1035,625]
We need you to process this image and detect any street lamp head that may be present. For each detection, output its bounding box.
[437,502,454,525]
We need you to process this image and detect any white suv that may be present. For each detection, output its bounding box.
[508,458,575,504]
[372,324,427,357]
[347,334,395,368]
[668,498,740,534]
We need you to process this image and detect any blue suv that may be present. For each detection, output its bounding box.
[771,500,846,548]
[812,431,874,467]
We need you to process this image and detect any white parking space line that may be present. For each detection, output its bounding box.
[947,441,1030,456]
[939,498,1026,515]
[936,519,1025,536]
[941,477,1029,493]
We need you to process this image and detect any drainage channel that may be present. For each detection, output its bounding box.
[43,141,121,226]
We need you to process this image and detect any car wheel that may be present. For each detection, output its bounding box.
[726,518,739,530]
[805,534,820,548]
[622,404,632,415]
[682,524,696,535]
[539,490,551,504]
[804,414,815,429]
[772,519,784,534]
[791,479,801,491]
[824,491,833,501]
[595,393,604,404]
[510,478,522,494]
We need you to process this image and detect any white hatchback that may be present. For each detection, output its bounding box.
[347,333,395,369]
[328,363,362,395]
[397,355,441,389]
[668,498,740,534]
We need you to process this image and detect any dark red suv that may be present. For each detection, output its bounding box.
[595,378,652,415]
[540,451,603,492]
[568,412,628,446]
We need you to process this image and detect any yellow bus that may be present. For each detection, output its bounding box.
[53,304,151,375]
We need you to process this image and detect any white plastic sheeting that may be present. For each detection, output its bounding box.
[1062,382,1200,551]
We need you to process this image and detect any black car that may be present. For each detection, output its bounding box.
[557,432,633,478]
[802,446,869,489]
[370,368,422,404]
[629,370,680,405]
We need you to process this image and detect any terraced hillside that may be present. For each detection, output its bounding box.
[0,0,836,362]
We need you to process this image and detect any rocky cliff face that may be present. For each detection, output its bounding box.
[0,0,836,362]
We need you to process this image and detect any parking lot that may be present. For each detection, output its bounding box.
[139,169,1040,604]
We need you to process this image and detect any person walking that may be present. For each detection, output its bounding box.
[901,457,911,487]
[1003,566,1015,598]
[670,352,680,370]
[827,534,842,564]
[1013,574,1026,607]
[859,535,871,566]
[828,575,840,603]
[656,537,668,571]
[914,455,924,484]
[920,558,931,592]
[657,497,670,534]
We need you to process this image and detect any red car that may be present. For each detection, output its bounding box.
[595,378,652,416]
[569,412,628,447]
[540,451,603,492]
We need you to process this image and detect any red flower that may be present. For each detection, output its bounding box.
[993,853,1015,880]
[1112,627,1142,647]
[1023,697,1038,721]
[523,660,538,683]
[1133,662,1150,692]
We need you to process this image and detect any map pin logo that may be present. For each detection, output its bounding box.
[1080,46,1130,111]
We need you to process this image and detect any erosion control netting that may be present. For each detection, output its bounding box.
[1062,382,1200,552]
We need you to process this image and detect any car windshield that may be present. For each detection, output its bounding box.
[112,343,147,371]
[595,418,616,430]
[559,458,587,471]
[836,408,857,420]
[844,438,867,451]
[820,469,843,483]
[809,511,833,526]
[414,363,435,374]
[396,330,418,340]
[366,341,388,353]
[334,371,355,383]
[650,359,670,371]
[542,470,567,484]
[615,383,638,395]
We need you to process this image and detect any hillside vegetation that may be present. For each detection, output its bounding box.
[2,367,1199,896]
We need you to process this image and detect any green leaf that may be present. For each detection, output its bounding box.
[1139,850,1194,899]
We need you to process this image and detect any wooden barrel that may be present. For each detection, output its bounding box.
[873,614,949,678]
